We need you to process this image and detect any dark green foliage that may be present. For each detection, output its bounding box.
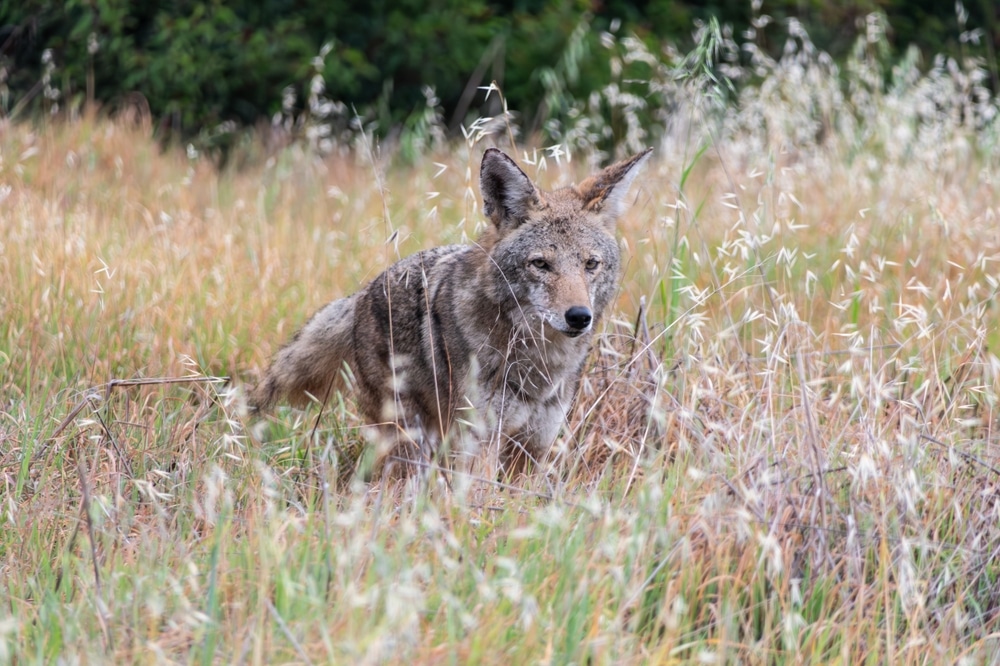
[2,1,322,135]
[1,0,996,147]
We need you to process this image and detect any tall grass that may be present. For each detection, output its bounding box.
[3,15,1000,663]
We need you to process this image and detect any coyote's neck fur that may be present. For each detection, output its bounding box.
[253,147,651,477]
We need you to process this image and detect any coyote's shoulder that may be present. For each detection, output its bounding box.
[253,147,651,476]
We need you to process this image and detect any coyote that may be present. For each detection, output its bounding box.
[252,147,651,476]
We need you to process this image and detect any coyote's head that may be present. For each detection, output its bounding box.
[479,148,651,339]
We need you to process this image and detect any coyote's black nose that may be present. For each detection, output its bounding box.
[564,306,593,331]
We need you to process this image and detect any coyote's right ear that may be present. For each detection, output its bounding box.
[480,148,538,234]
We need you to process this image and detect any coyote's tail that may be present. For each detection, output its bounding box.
[250,295,357,413]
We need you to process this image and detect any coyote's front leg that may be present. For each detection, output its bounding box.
[498,398,570,477]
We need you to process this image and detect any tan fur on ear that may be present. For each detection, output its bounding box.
[577,148,652,226]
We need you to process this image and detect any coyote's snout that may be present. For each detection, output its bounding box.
[252,147,651,477]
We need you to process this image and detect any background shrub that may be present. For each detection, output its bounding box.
[1,0,996,155]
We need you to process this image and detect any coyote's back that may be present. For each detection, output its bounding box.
[252,147,651,477]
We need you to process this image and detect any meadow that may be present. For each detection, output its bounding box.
[3,27,1000,664]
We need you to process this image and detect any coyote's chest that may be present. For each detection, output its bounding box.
[467,321,587,434]
[497,331,585,399]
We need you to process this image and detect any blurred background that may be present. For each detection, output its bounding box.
[2,1,998,161]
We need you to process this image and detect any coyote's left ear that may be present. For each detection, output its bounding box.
[578,148,652,228]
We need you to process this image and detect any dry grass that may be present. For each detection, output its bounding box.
[3,33,1000,662]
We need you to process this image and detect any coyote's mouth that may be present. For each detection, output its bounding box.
[536,314,589,339]
[523,317,588,341]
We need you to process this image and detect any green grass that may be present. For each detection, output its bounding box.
[4,38,1000,662]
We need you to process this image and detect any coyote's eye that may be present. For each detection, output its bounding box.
[585,258,600,271]
[530,258,551,271]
